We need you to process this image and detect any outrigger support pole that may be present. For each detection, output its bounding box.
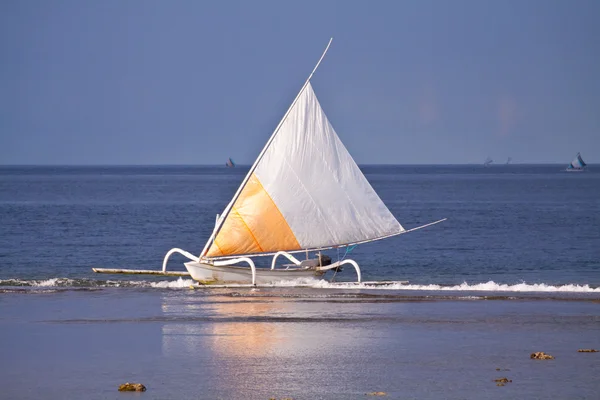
[162,248,199,273]
[271,251,302,270]
[316,259,361,283]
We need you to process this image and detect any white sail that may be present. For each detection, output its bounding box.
[204,82,403,258]
[568,153,586,169]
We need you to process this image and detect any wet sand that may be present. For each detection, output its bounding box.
[1,287,599,399]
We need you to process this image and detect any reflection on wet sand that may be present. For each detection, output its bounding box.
[161,291,370,358]
[162,293,293,357]
[161,293,300,397]
[160,290,376,398]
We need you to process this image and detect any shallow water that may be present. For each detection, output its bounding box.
[1,287,599,399]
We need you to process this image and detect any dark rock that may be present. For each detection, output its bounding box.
[118,382,146,392]
[530,351,554,360]
[494,378,512,383]
[578,349,598,353]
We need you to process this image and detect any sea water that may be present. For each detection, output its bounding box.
[1,165,599,399]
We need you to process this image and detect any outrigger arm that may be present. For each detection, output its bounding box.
[316,259,362,283]
[162,248,257,285]
[162,248,198,273]
[270,250,362,283]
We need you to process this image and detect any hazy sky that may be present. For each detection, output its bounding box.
[1,0,599,165]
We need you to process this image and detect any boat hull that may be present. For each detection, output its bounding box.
[184,261,324,285]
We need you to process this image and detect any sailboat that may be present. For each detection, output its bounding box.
[484,157,493,166]
[159,39,445,285]
[506,157,512,165]
[565,152,587,172]
[225,157,235,168]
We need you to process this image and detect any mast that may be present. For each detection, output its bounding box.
[199,38,334,258]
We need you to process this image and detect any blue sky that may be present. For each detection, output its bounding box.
[1,0,598,165]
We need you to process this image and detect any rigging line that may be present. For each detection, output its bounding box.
[341,244,356,261]
[331,246,340,283]
[331,244,355,283]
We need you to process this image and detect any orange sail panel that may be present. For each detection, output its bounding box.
[206,174,301,257]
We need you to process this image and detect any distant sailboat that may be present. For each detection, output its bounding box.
[506,157,512,165]
[565,153,587,172]
[225,157,235,168]
[484,157,493,166]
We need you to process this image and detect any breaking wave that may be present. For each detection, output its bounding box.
[314,280,600,293]
[0,277,196,289]
[0,278,598,293]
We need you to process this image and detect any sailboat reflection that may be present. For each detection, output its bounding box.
[161,293,286,358]
[160,290,377,397]
[161,291,369,358]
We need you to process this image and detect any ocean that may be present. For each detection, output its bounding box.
[1,165,599,399]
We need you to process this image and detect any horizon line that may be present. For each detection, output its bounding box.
[0,162,586,167]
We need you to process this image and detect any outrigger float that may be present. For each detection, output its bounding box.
[93,38,445,286]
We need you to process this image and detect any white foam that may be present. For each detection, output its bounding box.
[1,278,598,293]
[183,278,600,293]
[315,280,600,293]
[149,278,196,288]
[0,277,195,289]
[264,277,324,287]
[31,278,71,287]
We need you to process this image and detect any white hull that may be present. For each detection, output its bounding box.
[565,168,585,172]
[184,261,324,285]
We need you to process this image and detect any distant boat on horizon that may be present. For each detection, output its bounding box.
[484,157,493,166]
[565,152,587,172]
[506,157,512,165]
[225,157,235,168]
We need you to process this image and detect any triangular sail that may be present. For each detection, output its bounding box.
[204,82,403,258]
[568,153,586,169]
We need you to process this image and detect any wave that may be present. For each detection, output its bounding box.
[0,277,196,289]
[1,277,598,293]
[315,280,600,293]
